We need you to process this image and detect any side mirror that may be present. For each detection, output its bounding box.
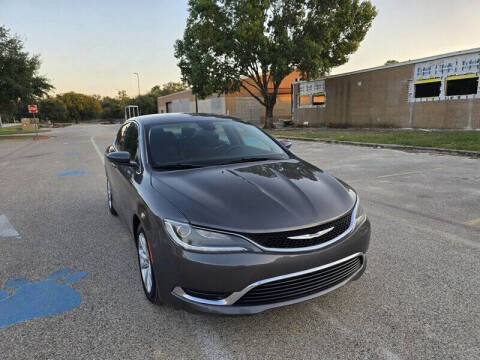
[106,151,131,164]
[279,140,292,149]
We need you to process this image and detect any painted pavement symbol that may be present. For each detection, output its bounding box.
[57,170,86,177]
[0,215,19,238]
[0,268,88,329]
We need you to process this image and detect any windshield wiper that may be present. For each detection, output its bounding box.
[217,157,276,165]
[152,163,204,170]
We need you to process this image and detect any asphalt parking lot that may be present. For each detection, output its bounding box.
[0,124,479,359]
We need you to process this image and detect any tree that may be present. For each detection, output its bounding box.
[58,92,101,123]
[38,96,68,122]
[132,94,157,115]
[116,90,130,114]
[0,26,53,121]
[150,82,188,97]
[175,0,377,128]
[385,60,399,65]
[101,96,122,119]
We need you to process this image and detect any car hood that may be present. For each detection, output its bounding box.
[151,159,355,233]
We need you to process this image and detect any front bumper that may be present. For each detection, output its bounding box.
[153,218,371,315]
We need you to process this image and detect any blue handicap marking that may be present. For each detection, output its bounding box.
[57,170,86,177]
[0,268,87,329]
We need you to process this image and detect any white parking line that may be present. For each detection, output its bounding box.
[379,347,402,360]
[90,135,104,165]
[186,316,235,360]
[0,215,20,238]
[313,306,403,360]
[464,217,480,226]
[376,171,421,179]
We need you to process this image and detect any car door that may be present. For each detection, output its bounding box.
[106,123,129,217]
[115,122,141,223]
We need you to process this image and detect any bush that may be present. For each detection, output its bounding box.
[38,97,68,123]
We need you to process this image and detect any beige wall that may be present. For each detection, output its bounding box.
[157,90,196,114]
[293,64,480,129]
[158,91,293,126]
[157,72,299,124]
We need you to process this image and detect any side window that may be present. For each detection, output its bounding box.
[124,123,139,163]
[116,124,128,151]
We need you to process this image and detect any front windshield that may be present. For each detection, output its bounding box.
[146,120,289,168]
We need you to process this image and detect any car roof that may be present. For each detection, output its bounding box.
[130,113,245,126]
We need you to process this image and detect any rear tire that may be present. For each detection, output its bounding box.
[136,227,162,304]
[107,178,117,216]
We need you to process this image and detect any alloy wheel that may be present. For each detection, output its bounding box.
[138,233,153,293]
[107,180,112,208]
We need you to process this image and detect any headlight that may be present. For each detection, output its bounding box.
[354,202,366,227]
[348,188,367,228]
[164,219,258,253]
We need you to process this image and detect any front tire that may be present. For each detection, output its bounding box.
[107,178,117,216]
[136,227,161,304]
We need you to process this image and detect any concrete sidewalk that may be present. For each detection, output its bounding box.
[274,134,480,158]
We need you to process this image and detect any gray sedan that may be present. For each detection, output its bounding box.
[104,113,370,314]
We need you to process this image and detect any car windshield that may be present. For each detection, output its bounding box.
[146,120,289,168]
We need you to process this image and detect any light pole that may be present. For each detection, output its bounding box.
[133,72,140,97]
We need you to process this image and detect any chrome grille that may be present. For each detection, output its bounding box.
[236,255,362,305]
[242,209,353,249]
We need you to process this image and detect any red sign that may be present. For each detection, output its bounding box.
[28,105,38,114]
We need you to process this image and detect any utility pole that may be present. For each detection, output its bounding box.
[133,72,140,97]
[195,94,198,113]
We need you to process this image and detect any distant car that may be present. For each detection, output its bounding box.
[105,113,370,314]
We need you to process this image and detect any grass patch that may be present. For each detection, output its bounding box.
[0,125,49,136]
[268,129,480,152]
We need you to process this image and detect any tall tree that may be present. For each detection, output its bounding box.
[132,94,157,115]
[0,26,53,120]
[175,0,377,128]
[58,92,101,123]
[101,96,122,120]
[117,90,130,114]
[150,82,187,97]
[38,96,68,123]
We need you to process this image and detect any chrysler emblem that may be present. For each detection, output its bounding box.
[287,227,334,240]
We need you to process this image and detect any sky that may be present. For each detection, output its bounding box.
[1,0,479,97]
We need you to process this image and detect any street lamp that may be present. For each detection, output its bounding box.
[133,72,140,97]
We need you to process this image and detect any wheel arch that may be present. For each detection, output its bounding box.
[132,203,152,240]
[133,214,141,239]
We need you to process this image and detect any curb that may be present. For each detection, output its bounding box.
[274,136,480,158]
[0,132,51,138]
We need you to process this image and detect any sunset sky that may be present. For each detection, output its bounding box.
[1,0,479,97]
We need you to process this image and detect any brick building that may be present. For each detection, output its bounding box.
[292,48,480,129]
[157,72,300,126]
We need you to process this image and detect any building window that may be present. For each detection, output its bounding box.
[446,76,479,96]
[415,81,441,98]
[299,95,311,106]
[312,93,326,105]
[299,80,326,107]
[410,55,480,102]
